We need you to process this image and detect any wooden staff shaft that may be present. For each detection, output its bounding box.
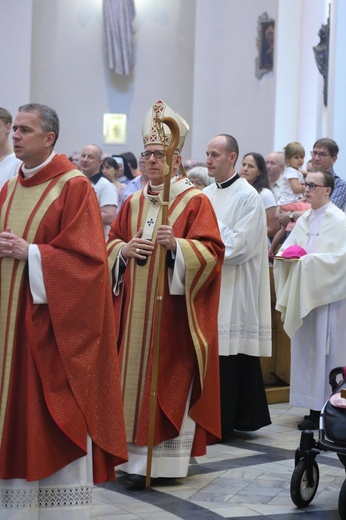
[145,117,180,489]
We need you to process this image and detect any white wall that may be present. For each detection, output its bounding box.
[192,0,278,163]
[0,0,33,117]
[274,0,326,158]
[1,0,344,174]
[327,0,346,176]
[30,0,196,159]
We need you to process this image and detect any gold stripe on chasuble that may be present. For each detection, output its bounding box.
[119,187,213,440]
[121,195,163,440]
[169,191,216,387]
[0,170,84,442]
[179,239,216,386]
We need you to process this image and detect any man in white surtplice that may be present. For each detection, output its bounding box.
[0,107,22,189]
[203,134,272,439]
[274,169,346,430]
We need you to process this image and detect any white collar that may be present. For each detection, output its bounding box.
[22,151,57,178]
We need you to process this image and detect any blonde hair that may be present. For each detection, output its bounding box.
[284,141,305,164]
[0,107,12,125]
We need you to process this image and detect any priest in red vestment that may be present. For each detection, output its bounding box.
[107,100,224,489]
[0,104,127,519]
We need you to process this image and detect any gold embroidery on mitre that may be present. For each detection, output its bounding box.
[142,99,189,154]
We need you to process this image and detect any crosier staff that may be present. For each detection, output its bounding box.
[145,116,180,489]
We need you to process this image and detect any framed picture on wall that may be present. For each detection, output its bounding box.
[255,13,275,79]
[103,113,127,144]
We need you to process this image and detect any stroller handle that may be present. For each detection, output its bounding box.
[329,366,346,392]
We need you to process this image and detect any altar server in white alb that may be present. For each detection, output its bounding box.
[203,133,272,440]
[274,169,346,431]
[0,108,22,189]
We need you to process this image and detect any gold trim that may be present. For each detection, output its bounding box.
[0,170,83,441]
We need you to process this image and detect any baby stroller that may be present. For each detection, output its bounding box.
[290,366,346,519]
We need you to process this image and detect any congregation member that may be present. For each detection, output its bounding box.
[0,103,127,518]
[122,151,140,177]
[101,155,126,203]
[203,134,272,440]
[310,138,346,209]
[269,142,310,257]
[80,144,118,238]
[274,169,346,430]
[118,153,149,208]
[265,151,285,202]
[239,152,279,240]
[279,138,346,228]
[187,165,215,190]
[68,151,81,170]
[112,154,134,185]
[0,107,22,189]
[306,159,313,172]
[183,158,197,172]
[107,99,224,489]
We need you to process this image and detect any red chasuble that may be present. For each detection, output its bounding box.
[107,180,224,456]
[0,155,127,482]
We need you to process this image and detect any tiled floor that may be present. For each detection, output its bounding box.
[93,403,346,519]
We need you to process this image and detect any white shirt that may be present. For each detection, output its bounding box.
[90,175,118,239]
[90,175,119,208]
[0,153,22,189]
[260,187,277,209]
[270,175,283,202]
[277,166,305,205]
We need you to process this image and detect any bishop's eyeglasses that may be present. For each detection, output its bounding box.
[141,150,165,160]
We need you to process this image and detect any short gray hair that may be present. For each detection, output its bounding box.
[18,103,59,145]
[187,166,214,187]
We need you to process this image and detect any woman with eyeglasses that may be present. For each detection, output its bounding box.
[269,142,311,257]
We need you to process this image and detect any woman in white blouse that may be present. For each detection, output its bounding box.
[240,152,280,239]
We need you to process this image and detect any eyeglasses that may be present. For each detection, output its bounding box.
[302,182,325,190]
[141,150,165,160]
[310,151,331,158]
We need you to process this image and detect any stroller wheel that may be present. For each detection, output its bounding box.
[338,479,346,519]
[290,459,319,508]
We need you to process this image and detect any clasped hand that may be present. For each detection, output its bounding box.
[121,225,177,261]
[0,228,29,260]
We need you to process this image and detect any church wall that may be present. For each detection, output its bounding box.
[0,0,344,175]
[191,0,278,163]
[0,0,33,118]
[1,0,278,161]
[274,0,326,161]
[29,0,197,159]
[327,0,346,176]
